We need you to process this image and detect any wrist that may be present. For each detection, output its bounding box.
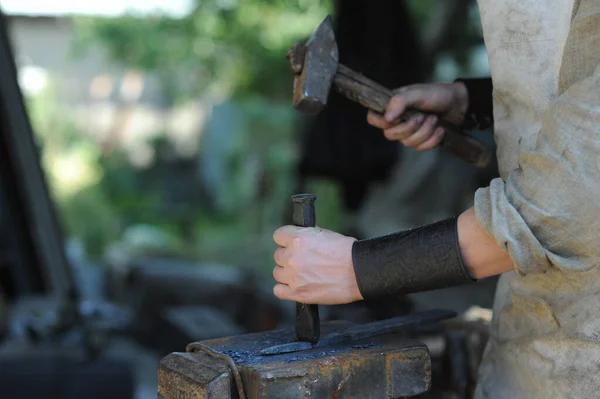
[345,237,364,302]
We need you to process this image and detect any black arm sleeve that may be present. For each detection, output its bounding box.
[455,77,494,130]
[352,216,476,299]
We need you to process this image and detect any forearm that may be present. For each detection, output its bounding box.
[351,206,514,300]
[457,207,514,279]
[352,215,474,299]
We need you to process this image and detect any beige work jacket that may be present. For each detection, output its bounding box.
[474,0,600,398]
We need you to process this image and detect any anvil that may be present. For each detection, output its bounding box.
[158,309,456,398]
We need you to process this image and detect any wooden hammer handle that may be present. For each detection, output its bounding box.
[334,64,492,168]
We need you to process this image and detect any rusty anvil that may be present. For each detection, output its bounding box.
[159,309,455,399]
[288,15,492,168]
[158,194,457,398]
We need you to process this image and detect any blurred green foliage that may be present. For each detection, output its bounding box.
[72,0,333,103]
[28,0,484,272]
[26,0,347,270]
[27,83,120,259]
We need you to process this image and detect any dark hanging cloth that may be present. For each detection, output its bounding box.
[297,0,426,211]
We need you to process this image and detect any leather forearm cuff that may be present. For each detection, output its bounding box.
[352,216,476,300]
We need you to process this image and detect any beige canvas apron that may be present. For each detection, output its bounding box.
[473,0,600,397]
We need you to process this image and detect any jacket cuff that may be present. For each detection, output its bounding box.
[455,77,494,130]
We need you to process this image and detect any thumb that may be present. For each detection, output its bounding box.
[384,89,427,122]
[273,225,304,247]
[273,225,322,247]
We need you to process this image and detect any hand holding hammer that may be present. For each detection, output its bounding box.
[287,16,492,168]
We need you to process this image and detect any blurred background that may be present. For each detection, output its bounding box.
[0,0,497,398]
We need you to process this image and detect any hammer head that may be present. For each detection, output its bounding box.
[291,15,339,115]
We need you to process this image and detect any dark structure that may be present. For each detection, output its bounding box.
[297,0,426,213]
[0,9,134,398]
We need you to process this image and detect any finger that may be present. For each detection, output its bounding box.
[272,265,289,285]
[384,95,408,122]
[273,225,302,247]
[367,111,393,129]
[273,247,290,267]
[274,283,293,301]
[416,127,445,152]
[385,89,428,122]
[392,84,423,95]
[402,115,438,148]
[383,114,424,141]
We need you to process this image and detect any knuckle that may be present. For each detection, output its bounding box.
[369,119,384,129]
[410,138,425,147]
[366,112,376,124]
[401,138,417,148]
[287,255,302,270]
[291,235,305,249]
[390,95,406,108]
[417,125,434,138]
[420,133,433,144]
[411,114,424,125]
[272,227,287,243]
[274,248,288,266]
[383,129,395,141]
[416,135,443,152]
[273,248,282,263]
[288,281,302,294]
[390,126,411,138]
[273,265,284,280]
[272,229,280,241]
[404,132,419,143]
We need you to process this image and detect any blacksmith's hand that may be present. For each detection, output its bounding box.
[367,82,469,151]
[272,226,363,305]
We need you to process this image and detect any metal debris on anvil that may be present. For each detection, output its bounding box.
[260,309,455,356]
[158,315,450,399]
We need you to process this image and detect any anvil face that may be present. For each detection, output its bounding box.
[158,321,432,399]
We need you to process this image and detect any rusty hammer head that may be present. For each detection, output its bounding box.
[288,15,338,115]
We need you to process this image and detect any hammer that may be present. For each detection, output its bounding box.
[288,15,492,168]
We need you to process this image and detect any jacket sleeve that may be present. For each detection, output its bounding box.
[456,78,494,130]
[474,64,600,274]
